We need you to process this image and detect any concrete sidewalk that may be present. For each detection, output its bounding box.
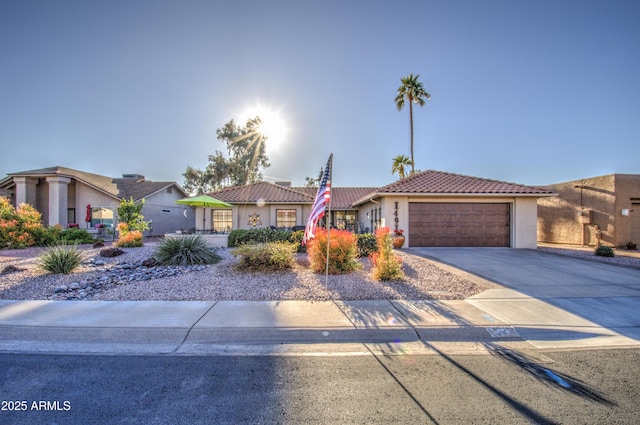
[1,296,638,356]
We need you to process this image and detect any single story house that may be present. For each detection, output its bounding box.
[0,166,195,237]
[209,170,556,249]
[537,173,640,248]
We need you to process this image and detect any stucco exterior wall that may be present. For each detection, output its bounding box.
[537,174,640,247]
[513,197,538,249]
[74,181,120,228]
[142,188,194,236]
[220,204,308,231]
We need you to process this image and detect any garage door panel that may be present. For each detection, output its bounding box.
[409,203,510,247]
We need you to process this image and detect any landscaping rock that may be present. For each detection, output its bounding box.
[142,258,159,267]
[48,257,205,300]
[93,240,105,248]
[100,247,124,258]
[1,265,25,275]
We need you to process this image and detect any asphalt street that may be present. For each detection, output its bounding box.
[2,348,639,424]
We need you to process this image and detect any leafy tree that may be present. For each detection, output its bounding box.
[117,197,149,233]
[304,167,324,188]
[395,74,431,175]
[183,117,271,195]
[391,154,412,180]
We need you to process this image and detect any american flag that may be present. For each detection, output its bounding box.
[302,154,332,245]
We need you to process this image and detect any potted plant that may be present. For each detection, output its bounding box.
[392,229,405,249]
[627,241,637,250]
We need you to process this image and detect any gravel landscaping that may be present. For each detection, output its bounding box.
[0,241,488,301]
[3,242,638,302]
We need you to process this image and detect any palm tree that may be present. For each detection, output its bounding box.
[395,74,431,175]
[391,155,412,180]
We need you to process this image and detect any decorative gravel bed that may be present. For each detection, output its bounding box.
[0,242,488,301]
[538,246,640,269]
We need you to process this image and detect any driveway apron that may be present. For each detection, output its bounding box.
[410,248,640,348]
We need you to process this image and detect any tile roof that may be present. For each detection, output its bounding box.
[210,183,378,209]
[5,166,185,200]
[211,182,314,203]
[373,170,555,196]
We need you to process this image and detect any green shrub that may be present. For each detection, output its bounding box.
[307,229,360,274]
[229,228,305,251]
[233,242,297,272]
[31,225,62,247]
[595,246,615,258]
[59,228,96,245]
[228,229,249,247]
[370,227,404,281]
[154,235,221,266]
[356,233,377,257]
[38,244,83,274]
[289,230,306,253]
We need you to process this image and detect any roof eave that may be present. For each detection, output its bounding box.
[354,191,557,205]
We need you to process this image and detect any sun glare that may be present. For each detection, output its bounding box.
[238,105,288,147]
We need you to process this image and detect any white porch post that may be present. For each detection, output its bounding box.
[13,176,37,206]
[46,176,71,227]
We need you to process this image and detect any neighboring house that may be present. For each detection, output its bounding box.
[537,174,640,248]
[210,170,556,249]
[0,166,195,236]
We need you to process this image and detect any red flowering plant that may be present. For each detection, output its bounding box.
[393,229,404,236]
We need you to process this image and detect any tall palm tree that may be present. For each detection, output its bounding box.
[395,74,431,175]
[391,154,412,180]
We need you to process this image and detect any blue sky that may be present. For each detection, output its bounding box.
[1,0,639,189]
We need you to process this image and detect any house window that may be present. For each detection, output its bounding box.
[276,209,296,229]
[334,211,356,231]
[212,209,232,233]
[91,207,114,228]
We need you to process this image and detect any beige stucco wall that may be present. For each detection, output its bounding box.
[513,197,538,249]
[537,174,640,247]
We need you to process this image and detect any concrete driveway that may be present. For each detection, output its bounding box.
[410,248,640,349]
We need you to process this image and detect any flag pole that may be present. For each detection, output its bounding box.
[324,154,333,291]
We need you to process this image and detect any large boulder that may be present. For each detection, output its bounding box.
[100,247,125,258]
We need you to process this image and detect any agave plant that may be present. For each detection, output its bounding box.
[39,244,84,274]
[154,235,221,266]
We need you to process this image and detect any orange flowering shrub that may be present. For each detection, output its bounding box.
[307,229,360,274]
[370,227,404,281]
[115,222,143,247]
[115,229,143,248]
[0,197,40,248]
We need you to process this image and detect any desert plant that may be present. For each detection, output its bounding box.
[154,235,221,266]
[38,244,83,274]
[371,227,404,281]
[356,233,377,257]
[233,242,297,272]
[595,246,615,258]
[307,229,360,274]
[115,229,144,248]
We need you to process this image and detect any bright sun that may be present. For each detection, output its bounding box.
[238,105,288,147]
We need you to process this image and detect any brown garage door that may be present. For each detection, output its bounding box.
[409,203,510,247]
